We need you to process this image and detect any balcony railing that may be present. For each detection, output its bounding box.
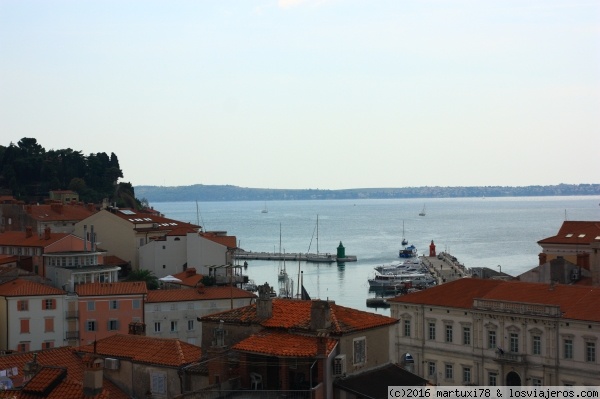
[495,351,526,363]
[65,310,79,319]
[65,331,79,340]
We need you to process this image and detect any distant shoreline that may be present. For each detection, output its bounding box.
[134,183,600,203]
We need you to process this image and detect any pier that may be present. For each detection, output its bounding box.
[234,250,357,263]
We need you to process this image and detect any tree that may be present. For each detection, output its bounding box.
[125,269,159,290]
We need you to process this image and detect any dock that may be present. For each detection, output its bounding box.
[420,252,471,284]
[234,250,357,263]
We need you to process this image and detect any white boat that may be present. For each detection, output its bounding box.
[306,215,335,263]
[401,220,408,246]
[419,204,426,216]
[261,202,268,213]
[368,271,434,288]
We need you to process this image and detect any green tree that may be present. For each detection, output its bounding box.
[125,269,159,290]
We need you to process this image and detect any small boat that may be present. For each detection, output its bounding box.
[399,244,418,258]
[261,202,268,213]
[419,204,426,216]
[401,220,408,246]
[306,215,336,263]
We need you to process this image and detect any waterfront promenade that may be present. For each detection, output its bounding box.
[420,252,471,284]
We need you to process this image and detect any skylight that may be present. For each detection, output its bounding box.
[565,234,573,238]
[578,234,586,238]
[119,209,135,215]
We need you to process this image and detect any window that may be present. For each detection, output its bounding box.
[510,333,519,353]
[488,372,497,386]
[445,325,453,343]
[532,378,542,386]
[463,327,471,345]
[564,339,573,359]
[86,320,96,332]
[150,372,167,395]
[18,342,30,352]
[108,320,119,331]
[170,304,178,311]
[428,362,436,377]
[586,342,595,362]
[17,300,28,311]
[154,322,161,333]
[132,299,141,309]
[463,367,471,384]
[43,341,54,349]
[44,318,54,332]
[214,328,225,347]
[87,301,95,311]
[43,299,55,310]
[187,320,194,331]
[428,322,436,340]
[20,319,30,334]
[532,336,541,355]
[170,321,178,332]
[404,320,411,337]
[444,364,453,380]
[110,300,118,310]
[488,330,496,349]
[353,337,366,365]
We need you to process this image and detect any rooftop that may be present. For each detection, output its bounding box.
[146,285,256,303]
[75,281,148,296]
[0,278,65,297]
[538,221,600,246]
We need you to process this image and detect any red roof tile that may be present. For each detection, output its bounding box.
[0,278,65,296]
[110,209,199,231]
[146,286,256,303]
[22,367,66,395]
[0,346,127,399]
[232,330,337,357]
[388,278,600,322]
[75,282,147,296]
[172,268,203,287]
[0,231,70,247]
[25,203,97,222]
[199,232,237,248]
[538,221,600,245]
[77,334,201,367]
[201,298,398,335]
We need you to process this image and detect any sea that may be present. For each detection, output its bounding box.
[152,196,600,315]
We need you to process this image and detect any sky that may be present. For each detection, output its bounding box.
[1,0,599,190]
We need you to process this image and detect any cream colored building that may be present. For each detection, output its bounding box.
[144,286,255,346]
[0,279,67,352]
[389,278,600,386]
[74,208,199,270]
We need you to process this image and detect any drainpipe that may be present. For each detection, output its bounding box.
[309,359,317,399]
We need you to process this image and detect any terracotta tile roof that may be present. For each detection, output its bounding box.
[166,226,198,236]
[232,330,337,357]
[75,281,147,296]
[21,366,66,396]
[0,346,128,399]
[172,268,203,287]
[538,221,600,245]
[102,255,128,266]
[110,208,199,231]
[26,203,97,222]
[146,286,256,303]
[388,278,600,322]
[0,278,65,297]
[199,232,237,249]
[201,298,398,335]
[0,231,70,247]
[77,334,201,367]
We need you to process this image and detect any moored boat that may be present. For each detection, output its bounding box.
[399,244,418,258]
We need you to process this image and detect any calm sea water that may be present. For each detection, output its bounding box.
[153,196,600,315]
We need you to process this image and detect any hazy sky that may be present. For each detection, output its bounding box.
[1,1,599,190]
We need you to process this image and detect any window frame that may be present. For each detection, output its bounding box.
[353,337,367,365]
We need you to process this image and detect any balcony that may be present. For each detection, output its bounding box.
[65,331,79,340]
[65,310,79,319]
[494,351,526,364]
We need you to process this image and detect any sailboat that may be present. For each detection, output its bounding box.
[419,204,426,217]
[306,215,335,263]
[261,202,268,213]
[401,220,408,246]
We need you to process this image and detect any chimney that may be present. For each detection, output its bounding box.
[25,205,32,214]
[25,226,33,238]
[310,300,332,331]
[82,355,104,397]
[22,353,40,382]
[44,226,51,240]
[87,203,95,212]
[538,253,547,266]
[186,268,196,277]
[256,283,273,319]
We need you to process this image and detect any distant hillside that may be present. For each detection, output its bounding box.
[134,183,600,203]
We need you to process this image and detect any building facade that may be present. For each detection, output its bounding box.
[389,278,600,386]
